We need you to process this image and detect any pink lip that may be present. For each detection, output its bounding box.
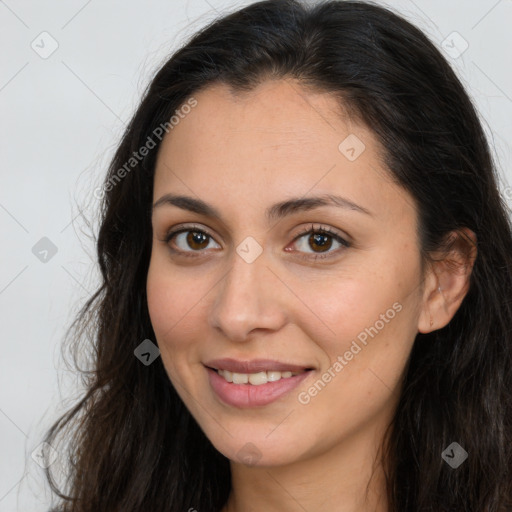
[206,367,313,408]
[204,358,313,374]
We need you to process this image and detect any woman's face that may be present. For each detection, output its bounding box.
[147,79,426,466]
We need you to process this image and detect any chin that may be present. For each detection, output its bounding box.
[206,431,305,468]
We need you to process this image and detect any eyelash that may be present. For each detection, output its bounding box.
[163,223,351,261]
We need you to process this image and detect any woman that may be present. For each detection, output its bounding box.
[43,0,512,510]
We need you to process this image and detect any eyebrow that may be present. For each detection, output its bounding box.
[152,193,373,222]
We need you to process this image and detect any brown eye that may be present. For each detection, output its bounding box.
[164,228,220,254]
[184,231,210,250]
[291,224,350,260]
[307,232,334,253]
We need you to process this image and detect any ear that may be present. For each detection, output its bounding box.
[417,227,477,333]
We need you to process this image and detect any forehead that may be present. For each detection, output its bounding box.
[153,79,414,227]
[157,79,370,165]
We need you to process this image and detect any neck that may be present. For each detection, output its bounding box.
[220,419,391,512]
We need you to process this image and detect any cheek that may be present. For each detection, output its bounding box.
[146,254,201,349]
[296,268,397,349]
[294,267,417,434]
[146,265,197,390]
[295,254,419,382]
[146,272,175,337]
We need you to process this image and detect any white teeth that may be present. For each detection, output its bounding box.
[217,369,300,385]
[267,371,283,382]
[222,370,233,383]
[232,372,248,384]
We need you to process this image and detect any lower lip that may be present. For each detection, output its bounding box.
[206,367,312,408]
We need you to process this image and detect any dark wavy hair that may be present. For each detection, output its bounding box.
[42,0,512,510]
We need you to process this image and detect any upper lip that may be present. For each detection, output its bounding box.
[204,358,313,374]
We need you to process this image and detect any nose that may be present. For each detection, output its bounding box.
[208,243,288,343]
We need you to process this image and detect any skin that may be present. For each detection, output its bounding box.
[146,78,475,512]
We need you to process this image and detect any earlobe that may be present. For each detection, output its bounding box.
[417,282,443,334]
[417,228,477,334]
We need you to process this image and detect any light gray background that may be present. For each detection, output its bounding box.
[1,0,511,510]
